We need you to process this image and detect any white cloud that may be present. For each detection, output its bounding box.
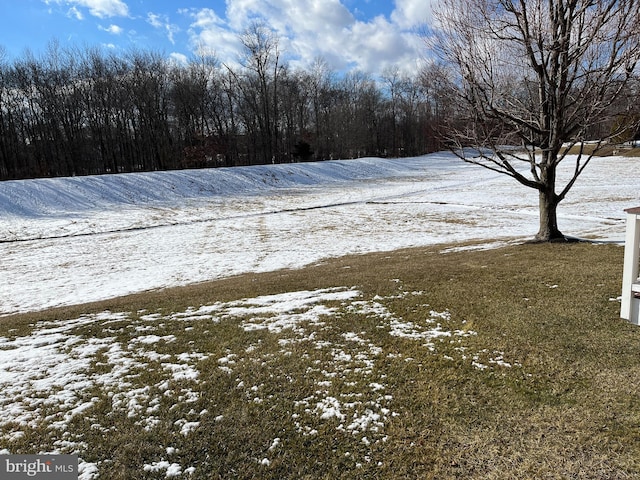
[42,0,430,75]
[44,0,129,19]
[169,52,189,66]
[184,0,427,76]
[67,6,83,20]
[99,24,123,35]
[224,0,259,31]
[250,0,355,71]
[147,13,180,45]
[226,0,353,33]
[83,0,129,18]
[346,16,420,73]
[390,0,434,29]
[183,8,243,64]
[182,0,428,73]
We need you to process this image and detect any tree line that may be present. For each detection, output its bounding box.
[0,26,453,181]
[3,20,636,184]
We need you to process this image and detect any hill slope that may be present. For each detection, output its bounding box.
[0,152,638,315]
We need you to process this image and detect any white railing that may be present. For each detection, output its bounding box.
[621,207,640,325]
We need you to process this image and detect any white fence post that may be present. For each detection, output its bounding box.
[621,207,640,324]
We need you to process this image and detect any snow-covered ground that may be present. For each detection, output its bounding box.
[1,152,638,316]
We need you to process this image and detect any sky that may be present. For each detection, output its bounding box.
[0,0,434,76]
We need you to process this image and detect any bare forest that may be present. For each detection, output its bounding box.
[1,19,638,182]
[0,25,451,181]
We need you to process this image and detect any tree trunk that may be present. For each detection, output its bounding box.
[535,188,564,242]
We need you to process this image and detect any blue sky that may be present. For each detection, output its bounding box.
[0,0,433,75]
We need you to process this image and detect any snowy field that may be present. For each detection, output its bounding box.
[1,151,638,316]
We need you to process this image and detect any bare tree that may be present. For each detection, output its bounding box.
[336,71,382,158]
[382,67,433,156]
[307,57,335,160]
[235,22,282,164]
[420,62,464,152]
[0,45,20,179]
[431,0,640,241]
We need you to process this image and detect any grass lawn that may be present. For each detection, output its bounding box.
[1,241,640,479]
